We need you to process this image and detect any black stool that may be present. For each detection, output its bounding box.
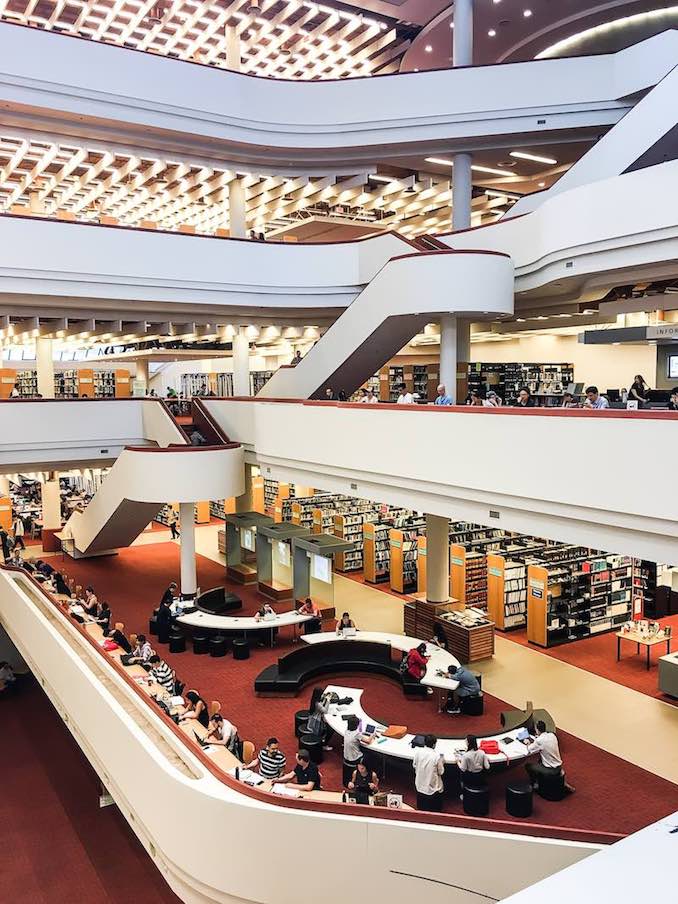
[149,615,159,636]
[295,710,311,738]
[233,638,250,661]
[460,692,484,716]
[192,635,209,655]
[537,771,566,801]
[506,783,533,818]
[299,732,323,764]
[470,670,482,690]
[209,636,227,658]
[157,625,170,644]
[169,633,186,654]
[462,785,489,817]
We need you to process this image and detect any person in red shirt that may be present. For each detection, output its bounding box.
[406,643,429,681]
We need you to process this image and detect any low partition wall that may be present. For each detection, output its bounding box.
[204,399,678,564]
[0,566,610,904]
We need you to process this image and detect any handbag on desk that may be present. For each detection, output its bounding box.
[479,740,500,755]
[382,725,407,739]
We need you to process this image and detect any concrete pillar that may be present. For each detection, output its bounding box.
[439,315,458,404]
[235,462,254,513]
[36,337,55,399]
[229,177,247,239]
[452,152,473,231]
[426,514,450,604]
[225,26,242,72]
[453,0,473,67]
[179,502,197,598]
[41,477,61,530]
[135,359,150,395]
[233,327,250,396]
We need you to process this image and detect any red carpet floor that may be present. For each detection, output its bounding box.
[52,540,678,839]
[1,681,181,904]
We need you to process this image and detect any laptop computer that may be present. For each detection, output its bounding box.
[342,626,357,637]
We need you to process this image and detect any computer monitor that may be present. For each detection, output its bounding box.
[606,389,621,402]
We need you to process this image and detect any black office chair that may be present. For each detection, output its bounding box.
[209,636,227,658]
[460,692,484,716]
[148,614,159,636]
[192,635,209,655]
[462,785,489,817]
[506,783,533,818]
[169,632,186,654]
[294,709,311,737]
[537,771,566,802]
[233,638,250,660]
[157,624,170,645]
[299,732,323,764]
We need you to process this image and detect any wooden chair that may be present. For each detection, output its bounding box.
[129,633,138,650]
[241,740,255,763]
[208,700,221,719]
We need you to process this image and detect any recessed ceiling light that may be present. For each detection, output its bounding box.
[425,44,432,52]
[511,150,557,165]
[538,181,546,187]
[488,29,496,37]
[523,9,532,17]
[449,22,454,28]
[493,0,501,4]
[414,67,419,72]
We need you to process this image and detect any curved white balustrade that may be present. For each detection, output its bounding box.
[0,568,605,904]
[65,445,244,555]
[1,23,677,167]
[260,250,514,398]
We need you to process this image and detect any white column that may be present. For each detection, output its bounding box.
[41,477,61,530]
[439,315,457,404]
[235,462,254,513]
[426,514,450,604]
[452,152,473,231]
[179,502,197,598]
[233,327,250,396]
[0,476,9,497]
[36,336,55,399]
[225,26,242,72]
[135,359,149,395]
[229,177,247,239]
[453,0,473,66]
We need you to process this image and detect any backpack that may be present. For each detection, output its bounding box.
[399,652,410,674]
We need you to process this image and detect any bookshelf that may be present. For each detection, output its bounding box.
[468,362,575,406]
[487,554,527,630]
[333,511,378,572]
[251,371,274,395]
[450,544,488,609]
[363,522,392,583]
[389,521,425,593]
[210,499,236,520]
[527,552,634,647]
[16,370,38,397]
[155,501,211,526]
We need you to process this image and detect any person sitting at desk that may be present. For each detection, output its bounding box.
[297,597,321,634]
[179,690,209,729]
[523,720,575,794]
[412,734,445,812]
[156,595,174,635]
[129,633,154,664]
[583,386,609,409]
[206,712,240,755]
[35,559,54,578]
[342,714,374,786]
[446,665,481,714]
[53,572,72,597]
[67,599,87,623]
[336,611,356,635]
[144,654,175,694]
[83,586,98,617]
[348,760,379,799]
[561,392,579,409]
[247,737,287,780]
[669,388,678,411]
[406,643,429,683]
[279,750,321,792]
[0,660,16,692]
[456,734,490,794]
[105,622,133,654]
[95,601,112,633]
[430,624,449,651]
[9,548,24,569]
[254,603,275,622]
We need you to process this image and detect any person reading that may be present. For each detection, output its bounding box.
[348,760,379,801]
[456,735,490,793]
[336,612,356,635]
[523,720,575,794]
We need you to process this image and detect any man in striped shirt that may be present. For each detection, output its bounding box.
[247,737,287,780]
[146,655,175,694]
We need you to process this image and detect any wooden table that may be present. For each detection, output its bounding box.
[616,629,671,670]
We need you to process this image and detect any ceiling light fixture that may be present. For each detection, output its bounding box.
[523,8,532,17]
[488,29,496,37]
[538,181,546,187]
[425,158,514,176]
[536,7,678,59]
[369,174,396,183]
[425,44,432,52]
[510,150,557,165]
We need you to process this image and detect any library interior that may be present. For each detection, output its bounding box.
[1,2,678,904]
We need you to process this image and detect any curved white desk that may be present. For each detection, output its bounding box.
[177,609,312,632]
[323,684,530,767]
[301,631,461,690]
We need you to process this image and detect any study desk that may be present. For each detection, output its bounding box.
[322,684,532,769]
[301,631,461,691]
[177,608,312,645]
[616,629,671,670]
